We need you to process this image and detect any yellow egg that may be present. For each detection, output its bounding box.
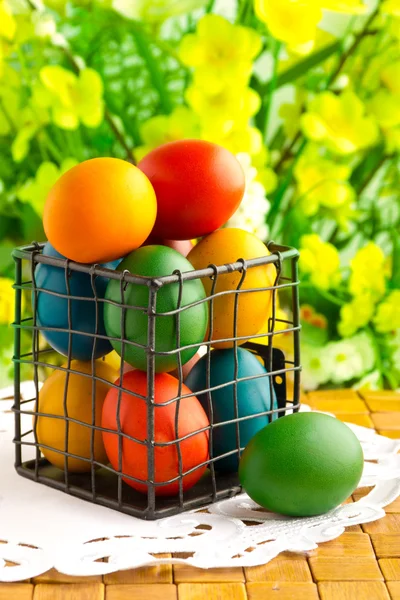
[100,350,122,373]
[37,360,116,472]
[188,228,276,349]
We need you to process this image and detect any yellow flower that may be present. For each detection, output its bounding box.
[255,0,367,54]
[0,277,14,325]
[202,123,263,156]
[349,242,386,300]
[294,150,355,216]
[299,234,341,290]
[380,0,400,16]
[136,106,200,161]
[113,0,208,22]
[186,84,260,132]
[369,90,400,129]
[0,1,16,41]
[374,290,400,333]
[338,293,375,337]
[322,0,367,12]
[301,90,379,154]
[179,15,262,93]
[382,61,400,95]
[32,66,104,130]
[255,0,322,55]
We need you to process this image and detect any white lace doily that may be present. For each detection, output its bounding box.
[1,382,400,582]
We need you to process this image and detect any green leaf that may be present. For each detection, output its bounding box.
[270,41,341,90]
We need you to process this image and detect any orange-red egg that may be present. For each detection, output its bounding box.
[102,370,209,495]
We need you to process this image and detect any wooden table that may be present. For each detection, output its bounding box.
[1,388,400,600]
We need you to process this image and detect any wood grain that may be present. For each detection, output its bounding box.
[174,566,244,583]
[309,557,383,581]
[106,584,177,600]
[33,583,104,600]
[0,584,33,600]
[318,582,390,600]
[177,583,247,600]
[104,555,172,584]
[244,552,312,582]
[307,533,374,557]
[379,559,400,581]
[246,582,319,599]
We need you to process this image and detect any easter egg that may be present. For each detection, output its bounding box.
[239,412,364,517]
[185,348,278,472]
[104,245,208,373]
[102,370,210,495]
[187,228,276,348]
[43,158,157,263]
[35,242,119,361]
[144,236,194,257]
[138,140,245,240]
[37,360,116,472]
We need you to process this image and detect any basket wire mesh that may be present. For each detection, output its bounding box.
[12,240,301,520]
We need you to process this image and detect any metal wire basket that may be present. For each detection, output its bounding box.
[12,240,301,520]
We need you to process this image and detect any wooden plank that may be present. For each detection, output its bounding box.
[177,583,247,600]
[379,559,400,580]
[371,413,400,431]
[371,535,400,558]
[246,582,319,599]
[106,584,177,600]
[364,398,400,412]
[244,552,312,582]
[308,390,360,402]
[362,514,400,534]
[309,557,383,581]
[336,413,374,428]
[306,398,367,414]
[33,569,102,583]
[104,554,172,584]
[0,584,33,600]
[174,565,244,583]
[308,533,374,557]
[387,582,400,600]
[33,583,104,600]
[318,581,390,600]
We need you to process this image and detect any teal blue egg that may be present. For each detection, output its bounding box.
[185,348,278,473]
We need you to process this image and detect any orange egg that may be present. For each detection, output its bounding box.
[188,228,276,349]
[37,360,117,472]
[43,158,157,263]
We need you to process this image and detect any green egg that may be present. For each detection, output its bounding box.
[239,412,364,517]
[104,245,208,373]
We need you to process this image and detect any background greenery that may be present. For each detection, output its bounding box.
[0,0,399,390]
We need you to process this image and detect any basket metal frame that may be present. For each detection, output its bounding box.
[12,240,301,520]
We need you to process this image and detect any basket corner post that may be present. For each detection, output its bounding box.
[13,254,23,468]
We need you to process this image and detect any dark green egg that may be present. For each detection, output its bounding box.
[104,245,208,373]
[239,412,364,517]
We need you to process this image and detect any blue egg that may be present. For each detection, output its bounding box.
[185,348,278,473]
[35,242,121,361]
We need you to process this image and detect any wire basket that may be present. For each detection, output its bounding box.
[12,240,301,520]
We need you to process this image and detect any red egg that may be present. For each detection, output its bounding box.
[138,140,245,240]
[102,370,209,495]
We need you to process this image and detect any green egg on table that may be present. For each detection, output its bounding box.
[103,245,208,373]
[239,412,364,517]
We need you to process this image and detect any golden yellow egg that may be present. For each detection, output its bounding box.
[188,228,276,349]
[37,360,116,472]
